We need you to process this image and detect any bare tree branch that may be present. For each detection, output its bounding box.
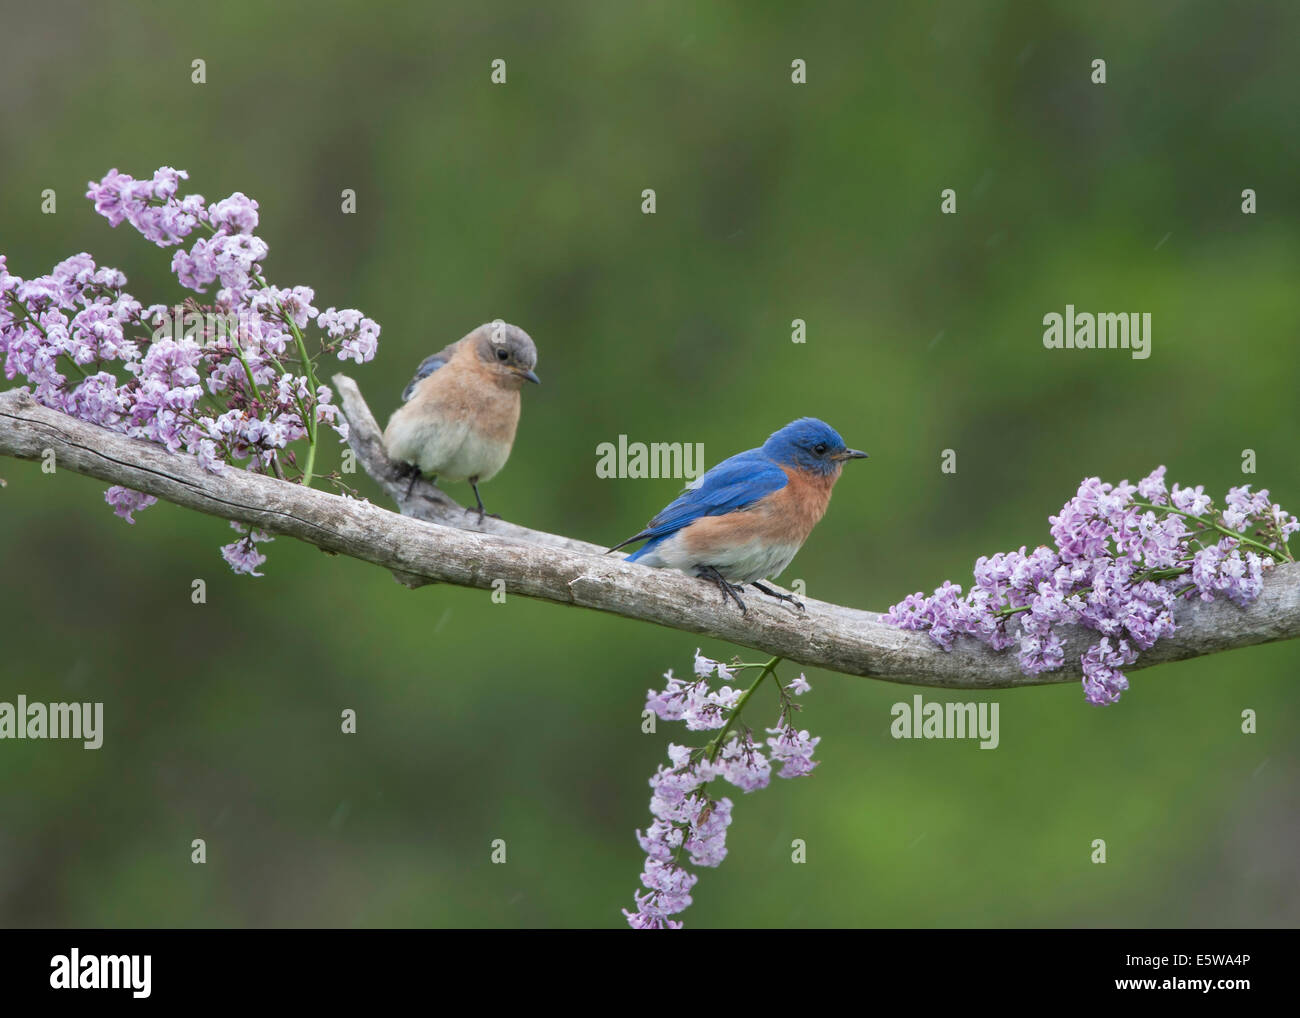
[3,383,1299,690]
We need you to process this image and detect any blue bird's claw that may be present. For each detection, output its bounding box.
[698,566,748,614]
[751,581,806,613]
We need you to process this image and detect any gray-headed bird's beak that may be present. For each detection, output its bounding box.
[520,369,541,384]
[833,449,869,461]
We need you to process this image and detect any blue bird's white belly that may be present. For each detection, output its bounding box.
[636,529,804,584]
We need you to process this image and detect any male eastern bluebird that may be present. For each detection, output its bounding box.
[383,321,539,521]
[608,418,867,612]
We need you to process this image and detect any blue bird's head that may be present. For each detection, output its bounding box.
[761,418,868,476]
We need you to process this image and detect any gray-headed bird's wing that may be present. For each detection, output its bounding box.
[400,338,463,401]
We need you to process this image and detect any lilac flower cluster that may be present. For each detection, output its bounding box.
[886,469,1297,705]
[221,522,274,577]
[624,651,818,929]
[1,167,383,573]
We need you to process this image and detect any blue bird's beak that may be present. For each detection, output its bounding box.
[833,449,868,461]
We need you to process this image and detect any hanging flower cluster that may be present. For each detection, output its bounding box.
[624,651,818,929]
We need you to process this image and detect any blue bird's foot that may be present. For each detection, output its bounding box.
[751,581,806,613]
[698,566,748,614]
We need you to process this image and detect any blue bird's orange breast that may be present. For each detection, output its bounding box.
[762,463,840,542]
[667,462,841,582]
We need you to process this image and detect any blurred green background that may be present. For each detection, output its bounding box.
[1,0,1297,928]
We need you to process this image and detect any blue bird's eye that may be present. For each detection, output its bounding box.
[812,442,828,456]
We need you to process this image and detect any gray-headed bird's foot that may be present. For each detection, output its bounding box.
[463,505,502,523]
[751,581,806,613]
[466,478,500,524]
[698,566,748,614]
[394,461,424,500]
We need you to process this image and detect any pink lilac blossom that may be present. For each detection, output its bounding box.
[104,486,157,524]
[624,652,819,929]
[885,469,1297,705]
[319,307,381,365]
[1,167,380,574]
[766,725,821,778]
[220,523,273,577]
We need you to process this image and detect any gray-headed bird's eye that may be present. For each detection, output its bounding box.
[813,442,828,456]
[496,348,509,362]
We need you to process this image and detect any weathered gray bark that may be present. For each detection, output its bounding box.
[2,383,1297,689]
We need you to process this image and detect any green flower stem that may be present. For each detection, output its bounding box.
[219,322,286,481]
[299,431,317,489]
[705,656,781,763]
[5,294,47,339]
[993,565,1191,618]
[229,334,264,404]
[656,655,784,881]
[1132,499,1289,562]
[59,356,90,380]
[249,273,321,490]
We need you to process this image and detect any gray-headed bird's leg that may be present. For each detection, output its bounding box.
[394,461,424,500]
[466,477,500,524]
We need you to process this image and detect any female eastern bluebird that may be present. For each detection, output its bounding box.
[383,321,539,520]
[608,418,867,612]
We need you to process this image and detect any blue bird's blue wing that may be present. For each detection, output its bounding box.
[613,451,788,556]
